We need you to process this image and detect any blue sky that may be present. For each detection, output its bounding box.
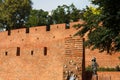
[32,0,91,11]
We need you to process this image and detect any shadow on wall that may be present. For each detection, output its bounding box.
[85,71,92,80]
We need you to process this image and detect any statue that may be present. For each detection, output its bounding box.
[91,57,98,75]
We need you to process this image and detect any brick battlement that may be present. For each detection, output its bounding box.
[0,21,83,57]
[0,21,83,36]
[0,21,83,49]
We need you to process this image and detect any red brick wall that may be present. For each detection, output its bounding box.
[63,37,84,80]
[0,21,84,80]
[97,72,120,80]
[0,21,119,79]
[85,49,120,68]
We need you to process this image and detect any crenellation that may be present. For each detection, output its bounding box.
[0,21,83,38]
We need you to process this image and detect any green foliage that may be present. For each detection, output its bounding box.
[75,6,101,36]
[91,0,120,52]
[85,65,92,71]
[52,5,66,24]
[0,2,81,29]
[52,4,81,24]
[0,0,2,3]
[27,9,48,27]
[85,65,120,72]
[0,0,32,29]
[98,67,116,71]
[74,6,106,51]
[87,27,113,52]
[75,0,120,53]
[91,0,120,34]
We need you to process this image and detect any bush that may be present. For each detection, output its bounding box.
[85,65,92,72]
[85,66,120,72]
[98,67,116,71]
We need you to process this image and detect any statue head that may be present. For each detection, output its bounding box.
[92,57,96,62]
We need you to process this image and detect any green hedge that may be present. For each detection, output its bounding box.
[85,65,120,72]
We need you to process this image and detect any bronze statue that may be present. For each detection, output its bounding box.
[91,57,98,75]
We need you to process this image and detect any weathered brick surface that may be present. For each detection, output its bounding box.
[63,37,83,80]
[0,21,84,80]
[85,49,120,68]
[0,21,119,80]
[97,72,120,80]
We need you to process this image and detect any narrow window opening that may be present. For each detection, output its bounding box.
[44,47,47,56]
[26,27,29,33]
[5,52,8,56]
[31,50,34,55]
[16,47,20,56]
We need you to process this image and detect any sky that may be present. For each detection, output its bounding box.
[32,0,91,11]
